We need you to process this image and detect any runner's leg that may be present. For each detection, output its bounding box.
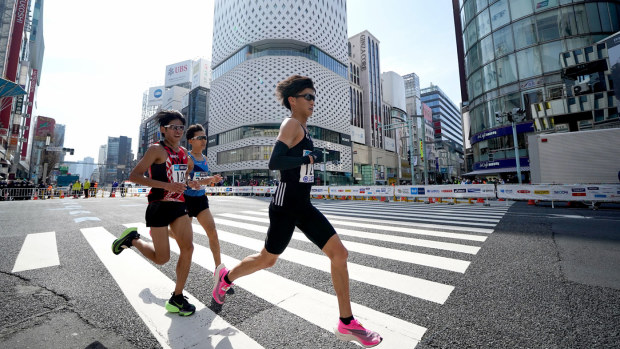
[322,234,352,318]
[132,227,171,265]
[196,208,221,266]
[169,214,194,295]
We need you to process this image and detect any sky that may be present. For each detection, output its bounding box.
[35,0,460,163]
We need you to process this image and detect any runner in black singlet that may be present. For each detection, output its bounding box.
[211,75,382,347]
[111,110,198,316]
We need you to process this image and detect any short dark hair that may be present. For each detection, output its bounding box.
[186,124,205,140]
[275,75,315,110]
[156,110,186,127]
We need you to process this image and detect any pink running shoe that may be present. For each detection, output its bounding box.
[334,319,383,348]
[212,265,232,304]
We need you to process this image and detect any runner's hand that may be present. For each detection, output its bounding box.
[187,180,201,190]
[167,182,187,193]
[211,174,223,183]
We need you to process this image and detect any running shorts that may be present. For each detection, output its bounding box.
[184,194,210,218]
[145,201,188,227]
[265,203,337,254]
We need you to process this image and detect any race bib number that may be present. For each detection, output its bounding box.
[299,150,314,183]
[172,164,187,183]
[192,171,209,181]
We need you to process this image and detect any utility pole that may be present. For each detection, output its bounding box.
[385,111,419,185]
[496,108,525,184]
[321,148,328,185]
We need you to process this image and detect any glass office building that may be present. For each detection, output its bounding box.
[454,0,620,179]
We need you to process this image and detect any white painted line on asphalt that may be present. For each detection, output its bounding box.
[74,217,101,223]
[218,215,480,255]
[12,232,60,273]
[203,220,454,304]
[81,227,262,349]
[124,223,427,347]
[213,216,470,273]
[314,203,507,219]
[228,212,489,241]
[69,210,91,215]
[316,207,498,226]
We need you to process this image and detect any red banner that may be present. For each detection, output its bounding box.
[20,68,37,158]
[35,116,55,139]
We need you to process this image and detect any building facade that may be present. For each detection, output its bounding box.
[208,0,352,185]
[104,136,132,184]
[0,0,45,180]
[454,0,620,180]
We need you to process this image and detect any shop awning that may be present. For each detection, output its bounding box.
[0,78,27,98]
[464,166,530,176]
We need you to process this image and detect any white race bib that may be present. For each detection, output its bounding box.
[299,150,314,183]
[172,164,188,183]
[192,171,209,181]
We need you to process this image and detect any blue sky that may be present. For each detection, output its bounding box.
[35,0,460,162]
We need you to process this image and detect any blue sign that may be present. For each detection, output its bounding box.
[410,187,425,195]
[467,188,481,193]
[471,122,535,145]
[473,157,529,171]
[154,88,163,98]
[454,188,466,193]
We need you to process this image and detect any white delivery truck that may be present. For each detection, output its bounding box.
[528,128,620,184]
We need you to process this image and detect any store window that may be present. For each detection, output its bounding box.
[493,25,514,57]
[537,10,560,42]
[541,40,563,73]
[510,0,534,20]
[514,17,538,49]
[480,35,495,64]
[517,46,542,79]
[496,53,518,86]
[490,0,510,30]
[477,9,492,38]
[482,62,498,92]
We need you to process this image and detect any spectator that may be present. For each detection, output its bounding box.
[83,179,90,198]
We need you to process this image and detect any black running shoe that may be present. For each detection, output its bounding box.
[165,293,196,316]
[111,228,140,255]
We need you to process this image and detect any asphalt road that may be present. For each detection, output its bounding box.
[0,195,618,348]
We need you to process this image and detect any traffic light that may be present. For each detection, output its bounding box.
[407,150,411,163]
[507,112,514,123]
[62,147,74,155]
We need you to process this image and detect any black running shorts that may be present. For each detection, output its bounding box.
[184,194,210,218]
[265,203,337,254]
[145,201,188,227]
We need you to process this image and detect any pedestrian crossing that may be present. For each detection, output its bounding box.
[9,199,512,348]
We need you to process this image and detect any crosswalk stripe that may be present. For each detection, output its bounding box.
[12,232,60,273]
[206,220,455,303]
[314,203,507,219]
[214,215,469,273]
[215,215,480,255]
[81,227,263,349]
[125,223,427,347]
[315,207,498,226]
[315,201,512,212]
[230,212,490,242]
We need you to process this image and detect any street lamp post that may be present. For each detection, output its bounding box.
[495,108,525,184]
[385,113,418,185]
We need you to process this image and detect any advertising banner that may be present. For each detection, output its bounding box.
[498,184,620,202]
[394,185,495,198]
[35,116,55,138]
[310,186,329,197]
[147,86,164,106]
[165,60,192,88]
[191,58,211,89]
[329,186,394,198]
[21,68,37,158]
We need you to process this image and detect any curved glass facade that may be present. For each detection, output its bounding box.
[459,0,620,176]
[212,44,348,80]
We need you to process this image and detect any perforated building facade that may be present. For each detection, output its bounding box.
[208,0,352,183]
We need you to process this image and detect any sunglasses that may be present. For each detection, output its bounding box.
[163,125,185,131]
[294,93,316,101]
[191,135,207,140]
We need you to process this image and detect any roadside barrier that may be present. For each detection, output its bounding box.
[2,184,618,207]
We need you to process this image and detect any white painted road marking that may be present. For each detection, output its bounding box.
[12,232,60,273]
[81,227,263,349]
